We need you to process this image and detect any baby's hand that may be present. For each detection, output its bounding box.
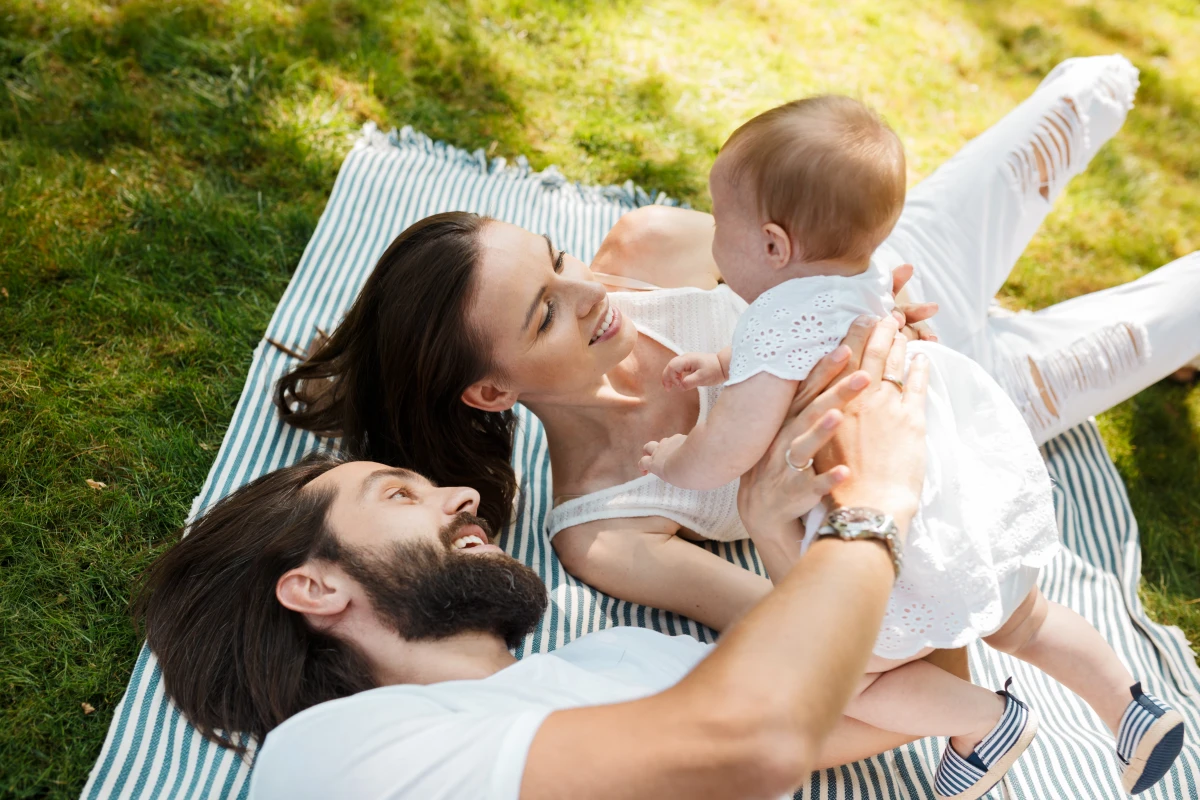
[663,353,724,391]
[639,434,688,479]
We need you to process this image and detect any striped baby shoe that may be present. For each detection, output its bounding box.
[934,679,1039,800]
[1117,682,1185,794]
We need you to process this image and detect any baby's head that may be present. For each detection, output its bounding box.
[710,95,906,301]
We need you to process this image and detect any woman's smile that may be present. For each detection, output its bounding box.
[589,302,622,346]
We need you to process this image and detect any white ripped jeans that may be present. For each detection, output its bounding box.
[883,55,1200,443]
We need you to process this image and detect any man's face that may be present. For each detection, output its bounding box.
[307,462,547,648]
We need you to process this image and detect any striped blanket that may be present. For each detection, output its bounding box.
[82,126,1200,800]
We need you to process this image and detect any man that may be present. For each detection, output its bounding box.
[137,322,930,798]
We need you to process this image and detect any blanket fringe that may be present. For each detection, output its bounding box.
[356,122,685,210]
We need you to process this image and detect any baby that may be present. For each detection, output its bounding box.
[640,96,1183,798]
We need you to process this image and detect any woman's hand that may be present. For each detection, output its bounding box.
[737,318,929,582]
[891,264,939,342]
[737,372,868,540]
[816,318,929,536]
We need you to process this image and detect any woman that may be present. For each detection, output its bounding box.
[275,54,1200,634]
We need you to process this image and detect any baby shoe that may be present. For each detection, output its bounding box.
[1117,682,1185,794]
[934,678,1039,800]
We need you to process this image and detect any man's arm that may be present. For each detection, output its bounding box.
[523,321,929,799]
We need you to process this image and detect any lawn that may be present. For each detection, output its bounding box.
[1,0,1198,796]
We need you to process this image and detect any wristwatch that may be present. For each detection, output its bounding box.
[816,507,904,578]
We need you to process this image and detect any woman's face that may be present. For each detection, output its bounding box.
[468,221,639,403]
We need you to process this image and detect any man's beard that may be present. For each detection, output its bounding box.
[335,514,547,649]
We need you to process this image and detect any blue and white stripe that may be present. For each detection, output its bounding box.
[934,744,988,797]
[1120,684,1174,765]
[975,681,1032,766]
[81,125,1200,800]
[935,680,1035,798]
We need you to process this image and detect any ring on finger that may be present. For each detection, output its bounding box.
[785,446,814,473]
[882,374,905,392]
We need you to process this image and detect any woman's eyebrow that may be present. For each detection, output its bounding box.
[542,233,555,261]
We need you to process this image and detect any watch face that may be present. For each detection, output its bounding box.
[831,507,885,535]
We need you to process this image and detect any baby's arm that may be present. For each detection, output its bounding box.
[662,346,732,391]
[641,372,797,490]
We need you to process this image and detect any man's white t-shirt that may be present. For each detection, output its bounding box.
[248,627,713,799]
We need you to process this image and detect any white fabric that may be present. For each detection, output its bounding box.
[726,262,1060,658]
[885,54,1200,442]
[549,54,1200,555]
[246,628,729,800]
[546,285,751,542]
[724,260,894,386]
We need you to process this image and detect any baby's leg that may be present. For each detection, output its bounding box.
[847,656,1006,757]
[984,586,1134,733]
[552,524,772,632]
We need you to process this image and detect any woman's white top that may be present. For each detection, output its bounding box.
[729,256,1062,658]
[546,285,752,543]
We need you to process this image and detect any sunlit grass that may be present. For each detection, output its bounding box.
[1,0,1198,796]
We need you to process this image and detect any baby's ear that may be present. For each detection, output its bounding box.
[762,223,792,270]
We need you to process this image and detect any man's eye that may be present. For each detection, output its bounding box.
[389,487,412,500]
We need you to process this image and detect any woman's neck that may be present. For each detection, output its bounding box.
[523,347,653,482]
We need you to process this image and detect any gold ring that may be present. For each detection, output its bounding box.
[785,446,814,473]
[882,375,905,391]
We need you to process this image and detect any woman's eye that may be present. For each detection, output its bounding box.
[554,250,566,274]
[539,300,556,333]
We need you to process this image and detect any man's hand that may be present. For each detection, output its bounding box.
[663,352,725,391]
[639,434,687,479]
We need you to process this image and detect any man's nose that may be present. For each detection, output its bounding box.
[439,486,480,517]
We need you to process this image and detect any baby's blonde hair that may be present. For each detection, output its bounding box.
[720,95,906,264]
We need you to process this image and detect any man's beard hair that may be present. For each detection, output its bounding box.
[335,514,548,650]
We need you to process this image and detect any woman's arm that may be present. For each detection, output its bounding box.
[551,517,772,632]
[590,206,722,290]
[522,329,930,800]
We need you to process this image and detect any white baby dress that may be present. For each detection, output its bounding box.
[726,255,1061,659]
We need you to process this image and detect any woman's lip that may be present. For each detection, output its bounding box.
[589,305,621,346]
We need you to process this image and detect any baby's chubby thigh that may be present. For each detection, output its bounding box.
[855,648,936,694]
[865,649,934,675]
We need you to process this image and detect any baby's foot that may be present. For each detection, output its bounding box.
[1116,682,1185,794]
[934,678,1038,800]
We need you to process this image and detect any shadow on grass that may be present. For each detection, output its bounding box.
[0,2,718,797]
[1124,383,1200,594]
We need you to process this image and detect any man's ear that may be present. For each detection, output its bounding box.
[461,380,519,413]
[277,562,351,619]
[762,222,793,270]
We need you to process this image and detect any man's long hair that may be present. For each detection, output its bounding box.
[133,452,373,754]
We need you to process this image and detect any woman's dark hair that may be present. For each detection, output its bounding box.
[134,452,371,754]
[274,212,517,534]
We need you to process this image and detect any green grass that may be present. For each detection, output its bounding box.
[1,0,1198,796]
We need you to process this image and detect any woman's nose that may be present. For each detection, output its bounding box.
[575,279,607,317]
[441,486,480,516]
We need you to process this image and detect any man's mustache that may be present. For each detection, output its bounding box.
[438,512,495,550]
